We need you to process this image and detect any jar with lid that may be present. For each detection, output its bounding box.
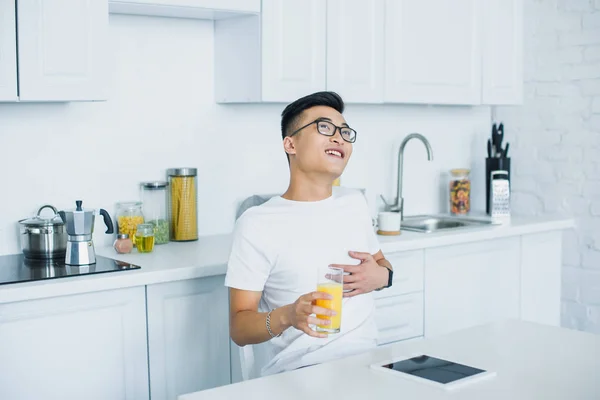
[113,234,133,254]
[449,169,471,215]
[140,181,169,244]
[135,223,155,253]
[167,168,198,241]
[115,201,145,245]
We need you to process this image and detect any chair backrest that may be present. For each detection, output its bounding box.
[237,341,271,381]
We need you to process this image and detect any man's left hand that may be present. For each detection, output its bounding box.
[330,251,388,298]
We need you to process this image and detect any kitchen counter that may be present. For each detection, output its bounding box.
[179,319,600,400]
[377,215,573,252]
[0,216,574,304]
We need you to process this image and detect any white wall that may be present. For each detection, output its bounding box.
[496,0,600,334]
[0,14,491,255]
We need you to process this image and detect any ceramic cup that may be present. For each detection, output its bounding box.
[377,212,401,236]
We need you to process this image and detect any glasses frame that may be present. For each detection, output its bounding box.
[288,118,357,143]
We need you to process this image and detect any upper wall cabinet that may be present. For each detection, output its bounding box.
[215,0,523,106]
[482,0,523,105]
[0,0,18,101]
[384,0,481,105]
[108,0,260,19]
[17,0,109,102]
[215,0,326,103]
[326,0,385,104]
[216,0,385,103]
[261,0,326,102]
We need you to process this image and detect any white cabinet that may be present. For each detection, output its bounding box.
[384,0,481,105]
[261,0,326,102]
[326,0,384,103]
[0,0,17,101]
[146,276,231,400]
[375,293,424,345]
[374,250,424,300]
[16,0,109,101]
[520,232,561,327]
[215,0,326,103]
[216,0,522,105]
[0,287,149,400]
[424,238,521,337]
[374,250,424,345]
[482,0,523,105]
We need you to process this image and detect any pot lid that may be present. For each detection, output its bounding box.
[19,205,65,227]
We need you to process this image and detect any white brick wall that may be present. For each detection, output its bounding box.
[497,0,600,334]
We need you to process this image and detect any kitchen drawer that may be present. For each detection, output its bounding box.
[375,292,424,346]
[374,250,424,299]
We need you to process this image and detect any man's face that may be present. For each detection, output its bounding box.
[284,106,353,179]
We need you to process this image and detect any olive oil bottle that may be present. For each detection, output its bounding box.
[135,223,155,253]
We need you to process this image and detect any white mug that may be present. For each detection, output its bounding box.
[377,212,401,235]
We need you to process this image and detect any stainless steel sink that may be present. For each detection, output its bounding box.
[401,215,494,233]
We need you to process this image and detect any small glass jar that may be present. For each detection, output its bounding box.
[140,181,169,245]
[116,201,145,245]
[167,168,198,241]
[113,234,133,254]
[135,223,155,253]
[450,169,471,215]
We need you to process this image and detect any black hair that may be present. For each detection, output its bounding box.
[280,91,345,140]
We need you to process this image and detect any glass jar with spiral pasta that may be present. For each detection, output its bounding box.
[449,169,471,215]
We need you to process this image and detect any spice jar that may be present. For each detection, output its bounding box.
[116,201,145,245]
[450,169,471,215]
[135,223,155,253]
[113,234,133,254]
[141,181,169,245]
[167,168,198,241]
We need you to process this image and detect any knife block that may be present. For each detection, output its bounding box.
[486,157,511,214]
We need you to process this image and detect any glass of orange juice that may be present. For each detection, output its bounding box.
[315,266,343,334]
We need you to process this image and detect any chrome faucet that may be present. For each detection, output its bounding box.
[381,133,434,220]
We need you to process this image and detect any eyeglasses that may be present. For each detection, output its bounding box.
[289,119,357,143]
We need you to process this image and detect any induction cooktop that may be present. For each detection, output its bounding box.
[0,254,141,286]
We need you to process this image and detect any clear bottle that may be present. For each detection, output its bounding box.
[167,168,198,241]
[140,181,169,244]
[115,201,145,245]
[449,169,471,215]
[135,223,155,253]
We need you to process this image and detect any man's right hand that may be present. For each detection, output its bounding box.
[286,291,336,339]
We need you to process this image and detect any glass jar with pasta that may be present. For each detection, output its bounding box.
[167,168,198,241]
[116,201,145,246]
[449,169,471,215]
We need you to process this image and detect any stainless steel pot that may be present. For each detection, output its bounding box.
[18,205,67,260]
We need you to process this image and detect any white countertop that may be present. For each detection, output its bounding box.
[0,216,574,304]
[378,215,574,252]
[179,319,600,400]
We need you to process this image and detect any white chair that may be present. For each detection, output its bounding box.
[236,342,271,381]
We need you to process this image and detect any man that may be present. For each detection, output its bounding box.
[225,91,393,377]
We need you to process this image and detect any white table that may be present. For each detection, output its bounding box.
[179,319,600,400]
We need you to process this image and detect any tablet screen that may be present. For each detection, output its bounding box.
[381,355,486,384]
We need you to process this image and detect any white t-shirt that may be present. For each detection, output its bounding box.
[225,188,381,376]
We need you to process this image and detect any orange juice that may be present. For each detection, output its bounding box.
[316,282,343,333]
